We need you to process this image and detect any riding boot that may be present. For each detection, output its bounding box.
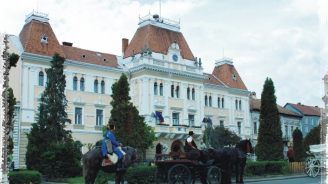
[116,158,125,171]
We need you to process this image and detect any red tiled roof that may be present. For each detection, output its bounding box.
[204,73,224,86]
[61,45,117,68]
[19,20,65,57]
[250,99,302,117]
[124,25,195,60]
[212,64,247,90]
[286,103,321,116]
[19,19,118,68]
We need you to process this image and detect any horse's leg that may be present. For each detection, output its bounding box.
[240,159,246,184]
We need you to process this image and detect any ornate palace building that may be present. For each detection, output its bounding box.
[8,11,251,168]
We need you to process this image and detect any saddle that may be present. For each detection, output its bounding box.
[101,140,118,167]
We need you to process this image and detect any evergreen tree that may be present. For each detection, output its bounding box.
[292,128,305,161]
[255,78,284,160]
[109,74,156,157]
[26,53,82,178]
[303,125,321,151]
[203,126,241,149]
[6,87,16,156]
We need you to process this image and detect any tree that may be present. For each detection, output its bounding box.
[255,78,284,160]
[203,126,241,149]
[6,87,16,156]
[26,53,82,178]
[108,74,156,157]
[303,125,321,151]
[292,128,305,161]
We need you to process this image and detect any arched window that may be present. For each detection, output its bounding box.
[235,99,238,110]
[205,95,208,106]
[39,71,44,86]
[80,77,85,91]
[171,85,174,97]
[159,83,163,96]
[154,82,158,95]
[187,87,190,100]
[73,76,78,91]
[175,86,180,98]
[94,79,98,93]
[239,100,242,110]
[192,88,195,100]
[218,97,221,108]
[101,80,105,94]
[209,96,212,107]
[222,98,225,108]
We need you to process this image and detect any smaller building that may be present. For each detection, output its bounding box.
[284,103,321,136]
[249,97,302,158]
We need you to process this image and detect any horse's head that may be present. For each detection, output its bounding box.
[237,139,253,155]
[122,146,138,166]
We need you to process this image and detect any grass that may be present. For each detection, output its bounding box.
[66,177,83,184]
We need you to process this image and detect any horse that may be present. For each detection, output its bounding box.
[83,146,138,184]
[207,139,253,184]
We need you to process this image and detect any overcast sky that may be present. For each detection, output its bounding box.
[1,0,327,107]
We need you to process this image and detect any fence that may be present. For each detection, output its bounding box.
[289,162,305,173]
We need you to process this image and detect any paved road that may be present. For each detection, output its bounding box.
[246,176,323,184]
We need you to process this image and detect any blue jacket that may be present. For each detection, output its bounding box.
[101,130,121,157]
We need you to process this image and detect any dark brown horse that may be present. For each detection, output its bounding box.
[83,146,138,184]
[207,139,253,184]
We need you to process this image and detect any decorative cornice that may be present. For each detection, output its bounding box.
[128,63,205,81]
[21,52,123,73]
[204,83,251,96]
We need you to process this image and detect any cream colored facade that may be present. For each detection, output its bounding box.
[9,12,252,168]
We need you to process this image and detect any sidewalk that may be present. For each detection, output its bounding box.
[244,173,310,182]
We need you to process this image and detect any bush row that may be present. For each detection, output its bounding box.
[245,160,289,176]
[8,170,41,184]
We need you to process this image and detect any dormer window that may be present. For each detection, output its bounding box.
[232,73,237,81]
[40,34,48,44]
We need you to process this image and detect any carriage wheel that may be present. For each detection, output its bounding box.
[168,164,192,184]
[305,159,320,177]
[207,166,221,184]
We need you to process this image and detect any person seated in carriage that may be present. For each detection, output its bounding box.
[101,124,126,171]
[185,131,198,152]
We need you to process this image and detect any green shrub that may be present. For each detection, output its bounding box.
[245,160,288,176]
[125,165,156,184]
[8,170,41,184]
[94,165,156,184]
[94,170,115,184]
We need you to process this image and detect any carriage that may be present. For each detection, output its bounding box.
[154,140,222,184]
[304,144,327,177]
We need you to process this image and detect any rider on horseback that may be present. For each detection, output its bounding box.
[101,124,126,171]
[185,131,198,152]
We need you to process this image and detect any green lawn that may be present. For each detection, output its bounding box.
[66,176,84,184]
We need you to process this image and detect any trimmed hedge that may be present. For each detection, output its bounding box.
[245,160,288,176]
[125,165,156,184]
[8,170,41,184]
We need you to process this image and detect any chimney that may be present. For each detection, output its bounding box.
[122,38,129,55]
[62,42,73,46]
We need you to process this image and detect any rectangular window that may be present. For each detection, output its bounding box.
[209,96,212,107]
[235,100,238,110]
[237,121,241,134]
[285,125,288,138]
[187,88,190,100]
[218,98,221,108]
[222,98,225,108]
[172,112,179,125]
[171,85,174,97]
[188,114,194,127]
[175,86,180,98]
[254,122,257,134]
[96,109,103,126]
[154,82,158,95]
[192,88,195,100]
[159,83,163,96]
[75,107,82,125]
[239,100,242,110]
[220,120,224,128]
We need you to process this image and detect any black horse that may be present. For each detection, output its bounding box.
[83,146,138,184]
[206,139,253,184]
